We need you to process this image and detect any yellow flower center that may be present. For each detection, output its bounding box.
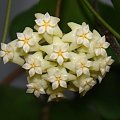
[58,50,63,56]
[5,50,9,55]
[31,63,36,68]
[24,39,29,44]
[80,34,86,39]
[80,62,85,68]
[44,22,49,28]
[56,76,61,84]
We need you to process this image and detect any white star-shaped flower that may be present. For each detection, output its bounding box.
[23,57,42,77]
[94,36,110,56]
[27,75,48,97]
[64,53,92,76]
[23,52,56,77]
[0,43,13,64]
[35,12,60,35]
[75,22,93,47]
[40,36,70,65]
[50,44,69,65]
[75,56,92,77]
[43,67,76,90]
[99,56,114,76]
[73,76,96,95]
[16,27,39,53]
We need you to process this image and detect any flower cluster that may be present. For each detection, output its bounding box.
[0,12,114,101]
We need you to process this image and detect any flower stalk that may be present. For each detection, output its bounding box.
[1,0,12,43]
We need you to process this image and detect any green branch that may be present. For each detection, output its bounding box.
[1,0,12,43]
[81,0,120,41]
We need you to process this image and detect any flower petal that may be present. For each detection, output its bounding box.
[34,90,40,97]
[29,68,35,77]
[0,51,5,57]
[103,42,110,48]
[101,48,107,56]
[83,67,90,75]
[61,44,69,52]
[3,55,9,64]
[83,39,89,47]
[86,32,93,39]
[44,12,50,22]
[46,26,53,35]
[16,41,24,48]
[49,76,56,82]
[17,33,25,40]
[50,53,58,60]
[38,26,45,34]
[8,52,13,59]
[35,19,44,26]
[35,67,42,74]
[22,63,31,70]
[77,37,83,44]
[53,45,60,52]
[95,49,100,56]
[26,88,34,93]
[83,25,89,34]
[23,44,30,53]
[1,43,7,50]
[49,17,60,26]
[52,81,59,90]
[76,69,83,77]
[62,52,69,59]
[28,39,35,46]
[60,81,67,88]
[57,56,64,65]
[23,27,33,39]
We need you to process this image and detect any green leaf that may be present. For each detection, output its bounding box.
[0,86,41,120]
[111,0,120,13]
[96,1,120,34]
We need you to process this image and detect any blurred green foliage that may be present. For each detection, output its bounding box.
[1,0,119,120]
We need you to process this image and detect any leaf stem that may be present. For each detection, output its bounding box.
[1,0,12,43]
[81,0,120,40]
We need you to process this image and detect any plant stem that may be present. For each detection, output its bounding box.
[1,0,12,43]
[81,0,120,41]
[55,0,62,17]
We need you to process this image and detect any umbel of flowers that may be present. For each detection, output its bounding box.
[0,12,114,101]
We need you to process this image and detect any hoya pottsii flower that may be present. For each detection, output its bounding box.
[23,57,42,77]
[93,36,110,56]
[75,22,93,47]
[34,12,62,43]
[42,67,76,90]
[0,43,13,64]
[50,44,69,65]
[27,75,48,97]
[40,36,69,65]
[62,22,93,50]
[23,52,56,77]
[73,76,96,95]
[64,53,92,77]
[75,55,92,77]
[16,27,41,53]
